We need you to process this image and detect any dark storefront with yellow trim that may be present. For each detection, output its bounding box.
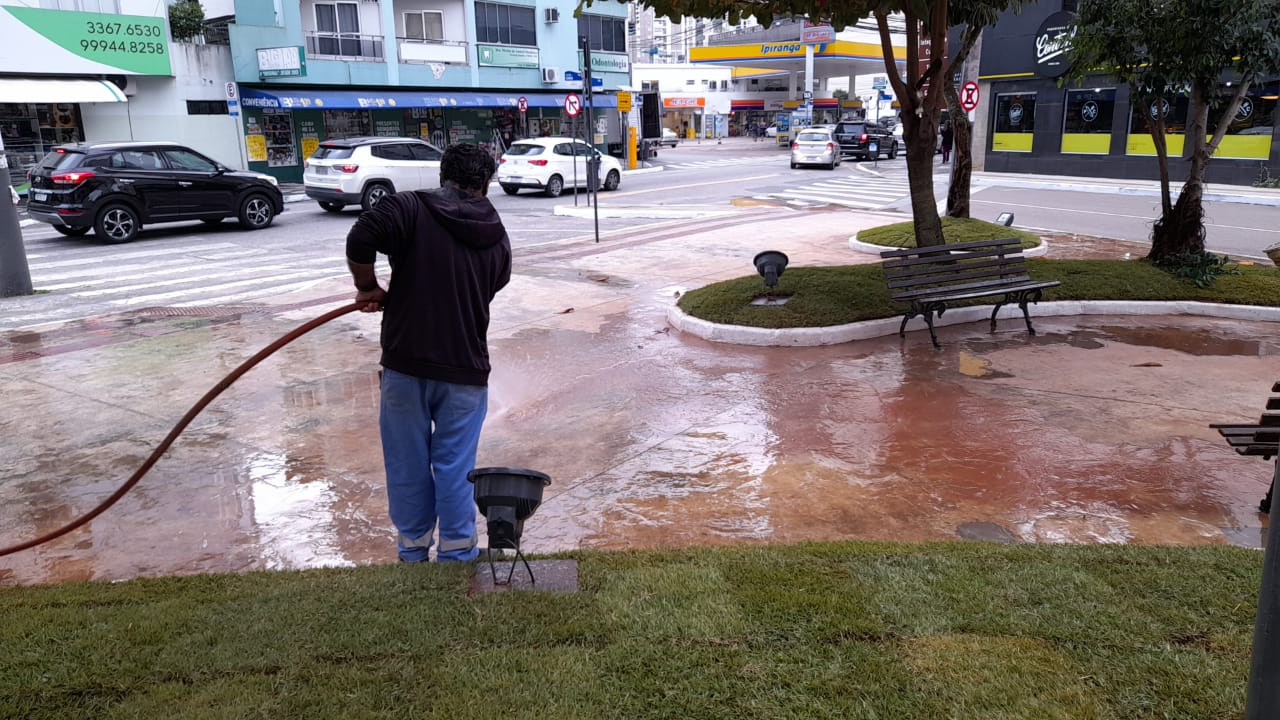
[975,2,1279,186]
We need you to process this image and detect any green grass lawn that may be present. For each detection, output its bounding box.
[677,260,1280,329]
[856,217,1042,249]
[0,542,1260,719]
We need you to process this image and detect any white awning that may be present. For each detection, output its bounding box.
[0,78,128,104]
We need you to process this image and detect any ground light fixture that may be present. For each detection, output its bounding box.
[753,250,790,289]
[996,212,1016,227]
[469,467,552,585]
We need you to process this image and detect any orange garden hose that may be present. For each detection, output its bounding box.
[0,302,363,558]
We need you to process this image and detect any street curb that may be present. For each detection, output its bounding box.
[554,204,736,219]
[847,235,1050,258]
[284,193,308,204]
[20,218,35,227]
[668,301,1280,347]
[622,166,664,176]
[973,176,1280,208]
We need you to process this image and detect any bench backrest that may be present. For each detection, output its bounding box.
[880,238,1031,299]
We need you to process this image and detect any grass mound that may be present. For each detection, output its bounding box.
[856,216,1041,249]
[676,260,1280,328]
[0,542,1260,718]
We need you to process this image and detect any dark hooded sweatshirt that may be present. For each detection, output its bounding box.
[345,187,511,386]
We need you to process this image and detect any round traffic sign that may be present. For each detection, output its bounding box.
[517,96,528,113]
[564,93,581,117]
[960,81,980,112]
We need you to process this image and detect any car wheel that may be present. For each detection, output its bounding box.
[319,201,345,212]
[543,175,564,198]
[53,225,91,237]
[888,142,899,159]
[238,194,275,230]
[201,218,223,225]
[361,182,392,212]
[603,169,620,191]
[501,184,520,196]
[94,203,140,244]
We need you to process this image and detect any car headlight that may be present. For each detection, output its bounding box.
[264,175,279,187]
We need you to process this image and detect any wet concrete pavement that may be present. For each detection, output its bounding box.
[2,208,1276,585]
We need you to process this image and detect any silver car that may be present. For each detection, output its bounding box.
[790,127,841,170]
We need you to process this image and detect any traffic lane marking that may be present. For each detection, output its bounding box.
[971,198,1280,233]
[605,173,781,198]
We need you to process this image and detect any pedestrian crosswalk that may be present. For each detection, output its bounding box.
[759,172,917,210]
[663,156,766,170]
[3,229,359,332]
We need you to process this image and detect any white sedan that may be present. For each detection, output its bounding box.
[497,137,622,197]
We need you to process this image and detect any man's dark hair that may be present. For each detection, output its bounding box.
[440,143,496,192]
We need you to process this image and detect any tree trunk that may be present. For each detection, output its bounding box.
[942,26,981,219]
[904,112,945,247]
[1150,82,1210,259]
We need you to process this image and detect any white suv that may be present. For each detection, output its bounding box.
[303,136,444,212]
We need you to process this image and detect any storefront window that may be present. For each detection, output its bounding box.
[992,92,1035,152]
[1126,94,1189,156]
[1061,88,1115,154]
[1207,83,1277,160]
[262,110,297,167]
[323,108,371,139]
[0,102,83,177]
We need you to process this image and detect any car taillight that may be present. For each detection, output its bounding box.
[338,164,359,173]
[860,133,868,142]
[528,159,547,166]
[51,170,95,185]
[827,142,835,151]
[499,157,506,163]
[791,141,798,149]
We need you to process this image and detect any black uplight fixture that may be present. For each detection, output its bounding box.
[753,250,790,289]
[996,212,1015,227]
[469,467,552,585]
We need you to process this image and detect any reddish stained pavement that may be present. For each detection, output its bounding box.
[0,212,1275,585]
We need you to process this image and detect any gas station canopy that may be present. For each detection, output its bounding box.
[689,39,906,82]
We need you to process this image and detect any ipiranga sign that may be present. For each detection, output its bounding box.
[0,6,172,76]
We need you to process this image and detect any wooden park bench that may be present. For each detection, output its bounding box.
[1210,381,1280,513]
[880,237,1061,348]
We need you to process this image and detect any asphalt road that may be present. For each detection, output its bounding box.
[4,143,1277,331]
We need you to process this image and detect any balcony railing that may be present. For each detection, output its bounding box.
[397,37,468,65]
[304,31,385,61]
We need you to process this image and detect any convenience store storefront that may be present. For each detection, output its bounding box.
[976,7,1279,185]
[238,87,618,183]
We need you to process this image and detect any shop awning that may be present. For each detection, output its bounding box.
[0,78,127,103]
[239,87,617,111]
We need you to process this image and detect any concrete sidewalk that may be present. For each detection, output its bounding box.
[1,206,1276,585]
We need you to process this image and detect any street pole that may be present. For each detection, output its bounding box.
[1246,456,1280,718]
[0,135,34,297]
[580,34,600,244]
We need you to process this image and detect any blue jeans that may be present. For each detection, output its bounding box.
[379,368,487,563]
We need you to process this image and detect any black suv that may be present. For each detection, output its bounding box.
[26,142,284,243]
[832,120,899,160]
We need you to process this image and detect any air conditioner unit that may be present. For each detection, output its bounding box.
[109,75,139,97]
[544,7,559,22]
[541,67,559,83]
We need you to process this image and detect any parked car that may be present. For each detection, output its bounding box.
[661,128,679,148]
[790,127,842,170]
[304,136,444,212]
[496,138,622,197]
[832,119,898,160]
[892,121,944,154]
[765,123,779,138]
[25,142,282,243]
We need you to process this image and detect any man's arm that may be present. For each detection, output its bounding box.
[348,259,386,312]
[345,194,406,312]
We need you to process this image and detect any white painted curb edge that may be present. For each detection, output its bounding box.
[554,205,736,219]
[668,301,1280,347]
[847,235,1050,258]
